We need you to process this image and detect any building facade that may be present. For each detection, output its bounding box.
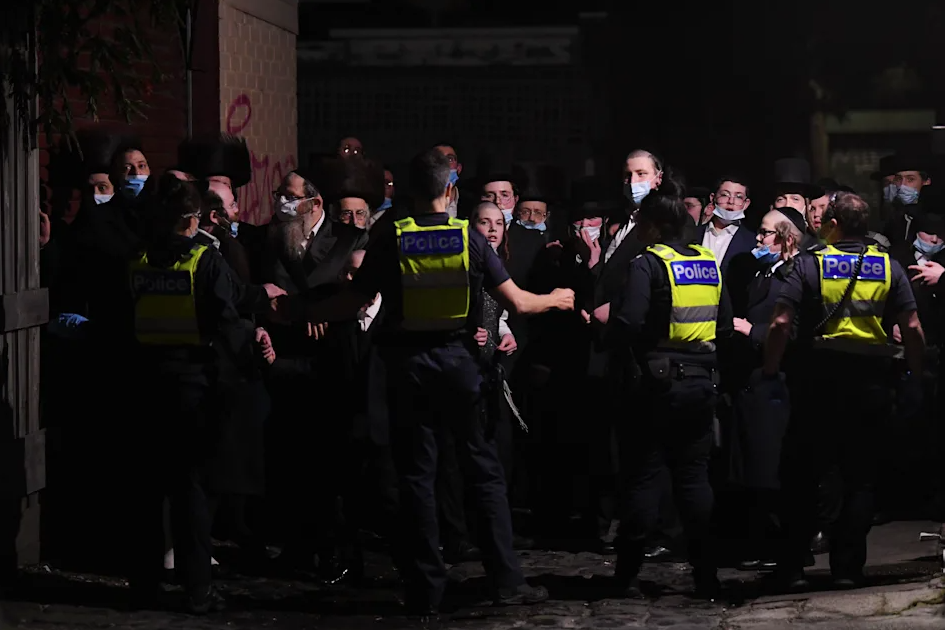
[297,20,609,181]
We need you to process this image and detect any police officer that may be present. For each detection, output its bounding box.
[606,187,730,600]
[300,148,574,616]
[762,192,924,590]
[128,174,250,613]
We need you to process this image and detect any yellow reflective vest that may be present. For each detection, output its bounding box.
[647,243,722,343]
[395,216,471,332]
[130,244,209,345]
[814,244,890,344]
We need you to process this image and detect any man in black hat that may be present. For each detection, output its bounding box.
[882,154,934,245]
[684,186,711,226]
[319,157,387,231]
[769,158,824,250]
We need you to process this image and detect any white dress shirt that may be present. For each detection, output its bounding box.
[702,222,739,263]
[298,210,327,254]
[359,294,382,332]
[498,309,512,338]
[604,219,635,264]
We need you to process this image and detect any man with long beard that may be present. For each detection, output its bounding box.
[261,170,368,582]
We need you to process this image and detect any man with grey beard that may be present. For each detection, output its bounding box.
[260,169,368,583]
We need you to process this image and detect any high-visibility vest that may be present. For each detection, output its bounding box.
[814,244,890,344]
[647,243,722,343]
[394,216,471,332]
[130,244,209,345]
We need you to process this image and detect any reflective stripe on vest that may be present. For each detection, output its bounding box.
[814,244,890,344]
[130,244,209,345]
[394,216,471,332]
[647,243,722,343]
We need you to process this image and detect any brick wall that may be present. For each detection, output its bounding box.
[218,0,298,226]
[40,17,187,223]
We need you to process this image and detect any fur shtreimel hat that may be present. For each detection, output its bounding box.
[308,155,386,210]
[176,133,252,188]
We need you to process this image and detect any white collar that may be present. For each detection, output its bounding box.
[310,210,327,238]
[708,222,739,236]
[196,228,220,249]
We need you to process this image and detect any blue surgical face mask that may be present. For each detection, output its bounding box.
[883,183,898,203]
[502,209,514,225]
[93,193,113,205]
[448,169,459,185]
[713,206,745,225]
[914,236,944,257]
[897,184,920,205]
[625,180,651,205]
[518,219,546,231]
[752,244,780,264]
[377,198,392,212]
[122,174,148,197]
[229,221,240,237]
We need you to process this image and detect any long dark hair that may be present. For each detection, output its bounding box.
[470,201,509,261]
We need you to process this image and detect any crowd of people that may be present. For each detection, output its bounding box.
[34,129,944,617]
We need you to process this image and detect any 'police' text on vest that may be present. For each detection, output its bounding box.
[132,270,192,296]
[401,229,465,256]
[822,255,886,281]
[670,260,720,286]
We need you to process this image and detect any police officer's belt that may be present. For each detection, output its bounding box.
[655,340,717,354]
[812,337,904,359]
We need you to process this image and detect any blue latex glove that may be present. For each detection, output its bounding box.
[48,313,90,339]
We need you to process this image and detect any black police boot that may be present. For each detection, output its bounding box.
[493,583,550,606]
[183,586,226,614]
[693,568,721,602]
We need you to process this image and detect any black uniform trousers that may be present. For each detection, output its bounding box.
[129,361,219,600]
[779,351,891,577]
[615,366,716,581]
[384,342,524,610]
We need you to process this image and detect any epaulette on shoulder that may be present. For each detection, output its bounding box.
[806,242,826,253]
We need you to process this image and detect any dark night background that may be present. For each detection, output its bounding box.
[297,0,944,213]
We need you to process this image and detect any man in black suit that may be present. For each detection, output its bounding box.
[261,169,368,580]
[693,176,758,317]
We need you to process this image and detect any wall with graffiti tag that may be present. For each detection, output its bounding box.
[219,0,298,225]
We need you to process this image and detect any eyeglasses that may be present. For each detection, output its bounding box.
[716,191,748,207]
[519,208,547,221]
[341,209,369,219]
[482,191,514,203]
[341,144,361,156]
[757,229,777,237]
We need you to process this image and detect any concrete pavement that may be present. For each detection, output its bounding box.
[1,520,942,629]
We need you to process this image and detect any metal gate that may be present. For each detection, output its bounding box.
[0,29,48,573]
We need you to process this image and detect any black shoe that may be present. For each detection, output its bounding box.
[620,577,646,599]
[493,583,549,606]
[777,569,810,592]
[738,559,777,571]
[183,586,226,614]
[643,545,672,560]
[442,542,481,564]
[810,532,829,555]
[831,573,865,590]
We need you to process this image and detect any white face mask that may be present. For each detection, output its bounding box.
[446,199,458,218]
[94,193,113,205]
[713,206,745,225]
[276,196,311,217]
[574,225,601,241]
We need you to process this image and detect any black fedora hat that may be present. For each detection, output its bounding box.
[772,158,824,199]
[570,176,624,220]
[870,155,898,182]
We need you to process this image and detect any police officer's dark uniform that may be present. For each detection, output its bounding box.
[763,194,923,588]
[606,192,731,598]
[308,151,560,615]
[128,175,245,613]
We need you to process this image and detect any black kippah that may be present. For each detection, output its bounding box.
[774,207,807,234]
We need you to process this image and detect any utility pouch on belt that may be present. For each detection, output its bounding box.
[647,357,672,380]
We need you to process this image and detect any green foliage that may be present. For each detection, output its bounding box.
[0,1,189,156]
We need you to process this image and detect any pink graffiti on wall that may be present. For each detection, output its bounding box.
[225,94,297,225]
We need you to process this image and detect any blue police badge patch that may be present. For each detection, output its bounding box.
[822,255,886,281]
[401,229,465,255]
[132,270,192,296]
[670,260,720,285]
